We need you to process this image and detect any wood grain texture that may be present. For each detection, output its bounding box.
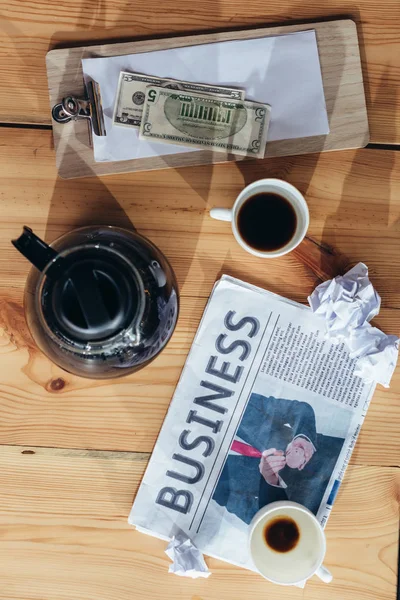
[0,0,399,145]
[0,127,400,463]
[46,19,369,178]
[0,445,398,600]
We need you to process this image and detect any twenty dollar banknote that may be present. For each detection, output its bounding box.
[139,87,271,158]
[113,71,245,128]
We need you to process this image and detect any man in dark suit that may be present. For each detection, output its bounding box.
[213,393,344,524]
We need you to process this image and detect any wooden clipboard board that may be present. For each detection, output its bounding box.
[46,19,369,179]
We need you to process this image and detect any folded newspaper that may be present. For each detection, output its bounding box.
[129,275,376,570]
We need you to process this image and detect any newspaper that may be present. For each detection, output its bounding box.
[129,275,376,570]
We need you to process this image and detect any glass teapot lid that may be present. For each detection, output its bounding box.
[13,226,144,344]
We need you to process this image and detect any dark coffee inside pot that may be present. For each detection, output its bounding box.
[263,516,300,553]
[237,193,297,252]
[11,225,179,379]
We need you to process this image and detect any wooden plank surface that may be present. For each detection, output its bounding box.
[46,19,369,178]
[0,126,400,466]
[0,445,398,600]
[0,0,399,144]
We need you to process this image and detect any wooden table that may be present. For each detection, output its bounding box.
[1,3,400,600]
[1,0,400,143]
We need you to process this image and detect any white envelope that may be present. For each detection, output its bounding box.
[82,30,329,163]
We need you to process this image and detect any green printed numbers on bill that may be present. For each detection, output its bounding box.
[147,89,158,103]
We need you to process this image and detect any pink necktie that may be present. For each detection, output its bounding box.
[231,440,262,458]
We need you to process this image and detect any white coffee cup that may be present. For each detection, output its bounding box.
[248,501,332,586]
[210,178,309,258]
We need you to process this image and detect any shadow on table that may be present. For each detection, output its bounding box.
[47,0,225,520]
[231,11,354,289]
[43,159,132,238]
[333,72,399,470]
[38,142,217,500]
[320,67,398,282]
[44,0,231,526]
[235,148,348,295]
[43,138,210,285]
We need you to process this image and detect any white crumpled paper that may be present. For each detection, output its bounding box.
[165,533,211,579]
[309,263,399,388]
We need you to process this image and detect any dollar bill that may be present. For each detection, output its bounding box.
[113,71,245,128]
[139,87,271,158]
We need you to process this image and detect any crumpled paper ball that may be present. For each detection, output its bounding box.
[308,263,381,339]
[165,533,211,578]
[308,263,398,388]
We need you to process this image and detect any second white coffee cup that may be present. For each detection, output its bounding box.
[210,178,309,258]
[248,501,332,586]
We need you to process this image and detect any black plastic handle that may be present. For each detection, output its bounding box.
[12,226,58,273]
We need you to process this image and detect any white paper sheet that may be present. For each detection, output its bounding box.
[82,30,329,163]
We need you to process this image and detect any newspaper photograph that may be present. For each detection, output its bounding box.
[129,275,376,570]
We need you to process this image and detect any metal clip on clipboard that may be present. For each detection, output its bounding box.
[51,80,106,137]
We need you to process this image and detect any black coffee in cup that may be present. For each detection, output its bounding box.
[237,193,297,252]
[263,516,300,553]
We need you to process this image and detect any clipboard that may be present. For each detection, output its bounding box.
[46,19,369,179]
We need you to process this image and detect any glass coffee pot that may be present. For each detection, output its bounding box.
[12,225,179,379]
